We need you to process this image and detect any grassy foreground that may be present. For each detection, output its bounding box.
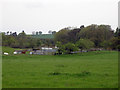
[2,51,118,88]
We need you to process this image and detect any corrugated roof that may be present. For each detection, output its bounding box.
[31,34,54,39]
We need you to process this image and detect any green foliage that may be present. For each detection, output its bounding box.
[54,29,70,44]
[76,39,94,50]
[2,24,117,50]
[18,31,26,37]
[56,42,78,54]
[67,28,81,43]
[78,24,114,47]
[117,45,120,51]
[2,46,21,55]
[41,39,55,47]
[54,27,81,44]
[114,27,120,37]
[56,41,65,54]
[64,43,78,54]
[100,40,111,49]
[110,37,120,50]
[54,24,114,50]
[2,46,15,55]
[2,31,43,49]
[36,39,42,47]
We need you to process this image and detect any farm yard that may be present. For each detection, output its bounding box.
[1,24,119,88]
[1,0,120,88]
[2,50,118,88]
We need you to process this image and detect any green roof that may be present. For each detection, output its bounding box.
[31,34,54,39]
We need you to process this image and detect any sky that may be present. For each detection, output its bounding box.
[0,0,119,34]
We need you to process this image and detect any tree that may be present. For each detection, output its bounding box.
[54,29,70,44]
[36,39,42,47]
[2,31,43,48]
[76,39,94,51]
[100,40,111,50]
[54,27,82,44]
[109,37,120,50]
[80,25,85,29]
[18,31,26,37]
[68,28,81,43]
[10,31,12,35]
[17,31,29,48]
[39,31,42,35]
[52,31,56,34]
[78,24,114,47]
[12,32,17,37]
[7,31,9,35]
[48,30,52,34]
[36,32,39,35]
[114,27,120,37]
[27,37,37,48]
[56,41,65,54]
[6,36,16,47]
[64,43,78,54]
[2,33,16,47]
[56,42,78,54]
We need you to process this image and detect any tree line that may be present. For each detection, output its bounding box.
[1,24,120,53]
[54,24,120,54]
[2,31,55,48]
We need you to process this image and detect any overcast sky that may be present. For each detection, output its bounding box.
[0,0,119,34]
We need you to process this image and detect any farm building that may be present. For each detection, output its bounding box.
[14,50,27,54]
[32,47,57,55]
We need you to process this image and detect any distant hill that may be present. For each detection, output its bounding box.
[31,34,54,39]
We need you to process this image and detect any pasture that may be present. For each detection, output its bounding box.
[2,51,118,88]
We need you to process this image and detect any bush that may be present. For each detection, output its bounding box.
[64,43,78,54]
[76,39,94,51]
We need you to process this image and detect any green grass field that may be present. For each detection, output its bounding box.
[2,51,118,88]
